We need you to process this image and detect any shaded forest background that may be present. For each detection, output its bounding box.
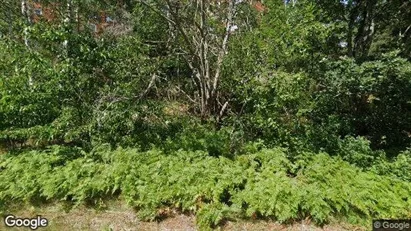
[1,0,411,230]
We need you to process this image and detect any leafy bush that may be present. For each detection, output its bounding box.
[310,54,411,151]
[370,149,411,182]
[337,136,385,168]
[162,124,233,157]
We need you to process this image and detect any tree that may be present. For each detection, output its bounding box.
[135,0,256,119]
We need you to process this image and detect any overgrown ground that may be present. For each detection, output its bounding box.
[1,200,367,231]
[1,146,410,230]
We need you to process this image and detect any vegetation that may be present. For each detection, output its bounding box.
[1,146,411,230]
[1,0,411,230]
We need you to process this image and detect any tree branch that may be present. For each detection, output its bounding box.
[211,0,235,98]
[139,73,157,99]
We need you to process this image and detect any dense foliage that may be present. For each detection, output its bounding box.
[0,146,410,230]
[1,0,411,229]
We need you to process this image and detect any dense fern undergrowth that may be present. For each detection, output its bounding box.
[1,145,410,230]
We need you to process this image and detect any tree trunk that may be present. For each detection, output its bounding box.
[354,0,377,60]
[21,0,33,87]
[346,0,356,57]
[141,0,236,119]
[63,0,73,57]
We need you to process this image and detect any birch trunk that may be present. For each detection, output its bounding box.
[63,0,73,57]
[21,0,33,87]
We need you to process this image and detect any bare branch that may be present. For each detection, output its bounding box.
[139,0,176,25]
[219,101,229,119]
[140,73,158,99]
[402,24,411,38]
[175,86,197,104]
[211,0,235,98]
[164,0,197,57]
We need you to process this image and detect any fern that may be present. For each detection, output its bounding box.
[0,146,410,229]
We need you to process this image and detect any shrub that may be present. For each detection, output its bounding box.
[370,149,411,182]
[337,136,384,168]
